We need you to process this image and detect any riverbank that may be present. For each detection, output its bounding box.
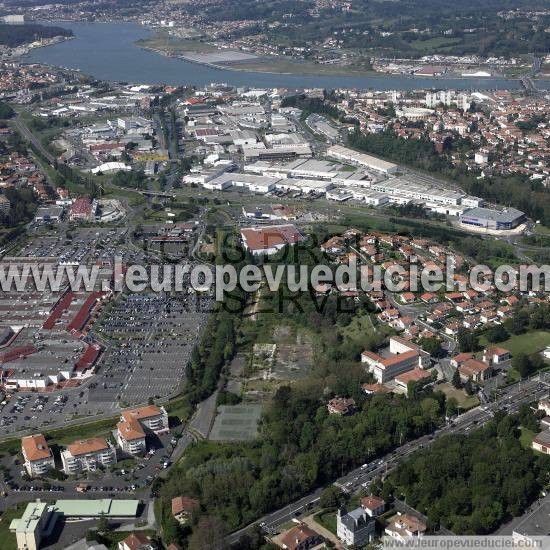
[25,21,550,90]
[135,34,379,77]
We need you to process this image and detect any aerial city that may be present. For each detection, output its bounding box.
[0,0,549,549]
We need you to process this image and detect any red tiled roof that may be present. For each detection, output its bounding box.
[43,291,74,329]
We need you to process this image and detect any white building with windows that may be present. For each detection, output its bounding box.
[21,434,55,478]
[61,437,117,474]
[337,506,375,546]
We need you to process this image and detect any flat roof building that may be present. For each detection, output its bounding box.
[459,207,526,231]
[9,500,56,550]
[327,145,398,175]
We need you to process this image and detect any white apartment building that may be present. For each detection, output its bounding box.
[61,437,117,474]
[116,420,147,456]
[119,405,169,435]
[21,434,55,478]
[116,405,168,456]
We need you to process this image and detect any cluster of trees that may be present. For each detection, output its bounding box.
[159,388,447,546]
[0,23,72,47]
[0,187,38,227]
[0,101,14,120]
[111,169,147,190]
[280,94,341,121]
[384,410,550,534]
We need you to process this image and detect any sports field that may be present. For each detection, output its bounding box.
[209,404,262,442]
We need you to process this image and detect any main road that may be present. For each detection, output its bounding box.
[226,372,550,544]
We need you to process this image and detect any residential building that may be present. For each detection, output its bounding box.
[171,496,199,525]
[0,194,11,215]
[21,434,55,478]
[337,506,375,546]
[538,399,550,416]
[385,513,427,542]
[61,437,117,475]
[482,347,511,366]
[118,532,157,550]
[119,405,169,435]
[116,420,146,456]
[327,397,356,415]
[361,495,386,517]
[458,358,493,383]
[532,430,550,455]
[278,523,324,550]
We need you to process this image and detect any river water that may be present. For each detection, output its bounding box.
[27,21,550,91]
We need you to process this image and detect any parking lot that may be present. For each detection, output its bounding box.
[0,387,114,437]
[91,292,211,406]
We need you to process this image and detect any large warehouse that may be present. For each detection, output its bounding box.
[459,207,526,230]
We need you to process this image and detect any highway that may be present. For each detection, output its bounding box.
[226,372,550,544]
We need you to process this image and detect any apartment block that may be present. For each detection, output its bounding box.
[61,437,117,474]
[21,434,55,478]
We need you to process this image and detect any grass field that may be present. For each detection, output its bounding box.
[519,427,536,450]
[439,382,479,410]
[0,502,27,550]
[480,331,550,357]
[314,511,337,535]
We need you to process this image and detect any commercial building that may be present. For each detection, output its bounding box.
[459,207,526,231]
[240,224,305,256]
[327,145,398,175]
[69,197,97,222]
[34,206,64,223]
[61,437,117,474]
[21,434,55,478]
[337,506,375,546]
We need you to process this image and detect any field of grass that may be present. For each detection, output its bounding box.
[519,427,536,450]
[480,331,550,357]
[409,36,462,52]
[314,511,337,535]
[136,32,216,54]
[0,502,27,550]
[439,382,479,410]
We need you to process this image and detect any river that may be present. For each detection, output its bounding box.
[27,21,550,91]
